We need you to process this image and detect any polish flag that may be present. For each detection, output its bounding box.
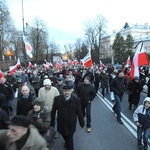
[73,59,79,65]
[9,58,21,73]
[28,61,33,68]
[68,59,73,65]
[43,64,49,69]
[55,62,62,69]
[81,50,92,67]
[99,60,105,68]
[0,70,4,78]
[126,55,131,67]
[23,35,33,58]
[131,41,149,78]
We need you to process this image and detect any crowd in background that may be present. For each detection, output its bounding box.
[0,62,150,150]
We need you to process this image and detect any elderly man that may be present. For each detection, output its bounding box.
[0,115,49,150]
[17,85,36,116]
[50,85,85,150]
[38,78,60,138]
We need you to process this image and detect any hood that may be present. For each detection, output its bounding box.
[143,97,150,105]
[32,97,45,108]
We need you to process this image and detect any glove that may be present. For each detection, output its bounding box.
[32,113,40,122]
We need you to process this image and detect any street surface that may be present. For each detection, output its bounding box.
[51,89,145,150]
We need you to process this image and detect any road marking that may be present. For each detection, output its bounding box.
[97,91,137,138]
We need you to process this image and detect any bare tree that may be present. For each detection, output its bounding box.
[26,18,49,61]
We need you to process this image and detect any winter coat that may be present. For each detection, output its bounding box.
[77,82,96,104]
[27,102,50,135]
[0,110,9,129]
[38,86,60,111]
[50,94,85,136]
[0,125,49,150]
[127,79,143,105]
[0,82,14,101]
[99,72,109,89]
[133,98,150,129]
[17,92,36,116]
[110,76,127,97]
[30,75,40,89]
[0,93,8,113]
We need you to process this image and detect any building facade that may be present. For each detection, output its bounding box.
[100,23,150,64]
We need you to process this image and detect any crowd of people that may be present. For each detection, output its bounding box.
[0,62,150,150]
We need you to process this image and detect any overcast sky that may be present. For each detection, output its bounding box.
[6,0,150,49]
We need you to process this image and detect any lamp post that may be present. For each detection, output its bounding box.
[110,45,114,65]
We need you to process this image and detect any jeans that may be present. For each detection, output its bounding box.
[113,94,123,120]
[81,102,91,128]
[137,127,150,146]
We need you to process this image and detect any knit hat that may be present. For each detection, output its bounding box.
[6,115,31,128]
[43,79,51,85]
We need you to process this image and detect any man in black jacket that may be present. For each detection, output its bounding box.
[77,76,96,132]
[50,85,85,150]
[110,69,127,124]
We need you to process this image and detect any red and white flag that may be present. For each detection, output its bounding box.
[68,59,73,65]
[23,35,33,58]
[0,70,4,78]
[55,62,62,69]
[73,59,79,65]
[43,64,49,69]
[81,50,92,67]
[131,41,149,78]
[125,55,131,67]
[28,61,33,68]
[9,58,21,73]
[99,60,105,68]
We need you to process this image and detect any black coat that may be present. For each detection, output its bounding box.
[77,83,96,104]
[127,79,143,105]
[17,92,36,116]
[50,94,84,136]
[0,110,9,129]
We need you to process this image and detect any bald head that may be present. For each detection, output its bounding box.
[21,85,30,96]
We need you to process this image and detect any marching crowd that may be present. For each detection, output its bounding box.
[0,63,150,150]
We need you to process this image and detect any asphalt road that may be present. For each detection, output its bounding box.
[51,93,138,150]
[10,88,148,150]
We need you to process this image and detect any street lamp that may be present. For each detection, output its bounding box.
[110,45,114,65]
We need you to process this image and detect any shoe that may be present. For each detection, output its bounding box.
[53,131,59,139]
[86,127,91,132]
[138,145,143,150]
[112,107,117,114]
[117,119,123,125]
[144,145,148,150]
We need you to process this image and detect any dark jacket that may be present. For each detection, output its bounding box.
[77,83,96,104]
[0,110,9,129]
[127,79,143,105]
[50,94,85,136]
[110,76,126,97]
[17,92,36,116]
[0,82,14,101]
[0,93,8,113]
